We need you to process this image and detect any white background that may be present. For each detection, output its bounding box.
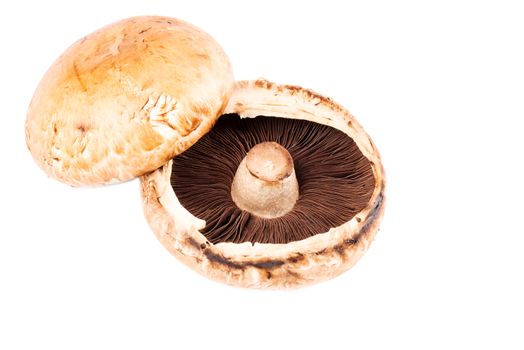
[1,1,523,349]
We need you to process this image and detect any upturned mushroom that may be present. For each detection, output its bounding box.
[25,16,385,289]
[142,80,385,288]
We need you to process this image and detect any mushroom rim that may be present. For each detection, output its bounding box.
[139,80,386,288]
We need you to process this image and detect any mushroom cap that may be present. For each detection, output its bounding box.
[140,80,386,289]
[25,16,234,186]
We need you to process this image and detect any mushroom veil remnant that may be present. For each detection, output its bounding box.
[141,80,385,288]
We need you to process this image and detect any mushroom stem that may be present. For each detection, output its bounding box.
[231,142,299,218]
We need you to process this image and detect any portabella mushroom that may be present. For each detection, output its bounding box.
[25,16,385,289]
[25,16,233,186]
[141,80,385,288]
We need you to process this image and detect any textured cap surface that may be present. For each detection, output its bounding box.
[26,16,234,186]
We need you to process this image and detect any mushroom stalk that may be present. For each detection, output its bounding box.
[231,142,299,218]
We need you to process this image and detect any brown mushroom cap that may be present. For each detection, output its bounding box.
[140,80,385,289]
[25,16,233,186]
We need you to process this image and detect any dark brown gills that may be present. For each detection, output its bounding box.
[172,114,375,245]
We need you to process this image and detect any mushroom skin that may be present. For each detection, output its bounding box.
[140,80,385,288]
[25,16,233,186]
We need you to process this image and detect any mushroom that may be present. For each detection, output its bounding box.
[141,80,385,288]
[25,16,385,289]
[25,16,233,186]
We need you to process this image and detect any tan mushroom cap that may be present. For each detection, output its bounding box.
[25,16,234,186]
[140,80,386,289]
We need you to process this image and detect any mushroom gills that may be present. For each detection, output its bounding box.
[171,114,375,245]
